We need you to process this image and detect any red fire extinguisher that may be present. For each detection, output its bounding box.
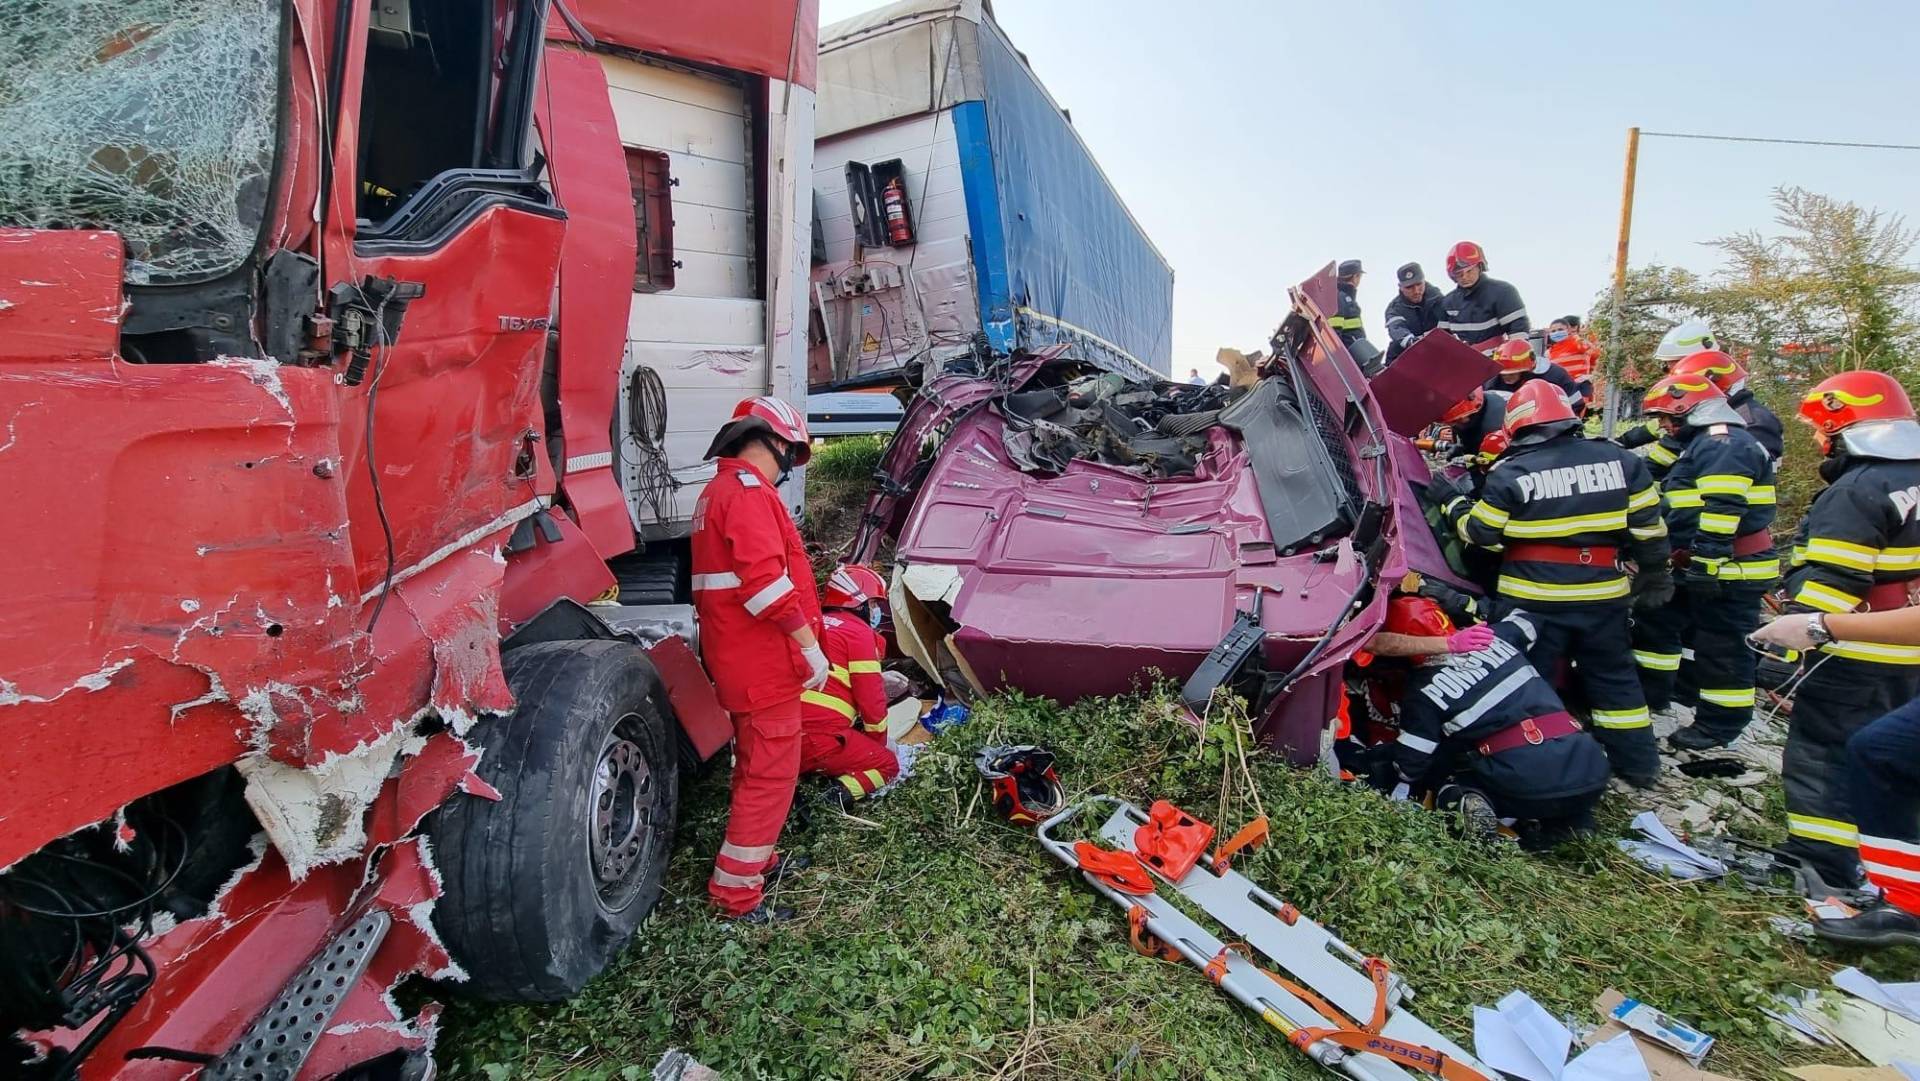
[882,177,913,245]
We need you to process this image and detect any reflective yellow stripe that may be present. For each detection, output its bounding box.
[802,689,857,719]
[848,660,883,674]
[837,774,865,797]
[861,719,888,734]
[1748,485,1776,505]
[1696,474,1753,496]
[1496,575,1631,602]
[1823,640,1920,665]
[1628,485,1661,512]
[1649,444,1679,466]
[1664,488,1703,508]
[863,769,887,789]
[1878,547,1920,571]
[1633,650,1682,671]
[1697,512,1741,535]
[1791,545,1808,567]
[1589,707,1652,729]
[1698,687,1756,708]
[1470,502,1511,529]
[1502,511,1629,538]
[1805,538,1879,572]
[1794,580,1862,613]
[1718,558,1780,580]
[1328,315,1364,330]
[1788,814,1859,848]
[1630,522,1670,540]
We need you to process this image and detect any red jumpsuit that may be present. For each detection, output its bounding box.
[691,457,822,914]
[800,612,900,799]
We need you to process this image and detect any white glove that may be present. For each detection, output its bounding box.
[1751,614,1818,651]
[801,643,831,690]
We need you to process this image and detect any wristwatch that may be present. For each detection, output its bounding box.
[1806,614,1835,646]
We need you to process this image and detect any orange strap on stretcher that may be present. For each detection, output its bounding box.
[1127,904,1184,963]
[1204,944,1492,1081]
[1209,816,1270,874]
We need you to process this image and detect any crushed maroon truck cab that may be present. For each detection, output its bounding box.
[852,269,1494,759]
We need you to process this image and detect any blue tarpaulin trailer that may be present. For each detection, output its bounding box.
[808,0,1173,390]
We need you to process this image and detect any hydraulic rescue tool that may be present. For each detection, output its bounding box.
[1039,796,1493,1081]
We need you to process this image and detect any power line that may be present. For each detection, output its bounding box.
[1641,130,1920,152]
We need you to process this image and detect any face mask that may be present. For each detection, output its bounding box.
[1548,330,1568,344]
[867,605,884,629]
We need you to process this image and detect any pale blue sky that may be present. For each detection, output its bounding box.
[817,0,1920,375]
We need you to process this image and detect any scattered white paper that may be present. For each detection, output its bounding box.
[1833,967,1920,1024]
[1763,990,1837,1046]
[1475,992,1647,1081]
[1616,811,1728,879]
[1565,1033,1651,1081]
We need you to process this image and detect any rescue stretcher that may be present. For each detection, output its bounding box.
[1038,796,1493,1081]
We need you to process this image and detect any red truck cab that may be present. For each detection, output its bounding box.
[0,1,816,1076]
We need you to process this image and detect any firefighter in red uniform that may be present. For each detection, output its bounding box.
[693,396,827,922]
[1776,371,1920,894]
[801,563,902,807]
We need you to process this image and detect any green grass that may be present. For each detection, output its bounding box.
[809,434,892,484]
[440,691,1898,1080]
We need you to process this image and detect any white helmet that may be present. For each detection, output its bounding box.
[1653,319,1716,363]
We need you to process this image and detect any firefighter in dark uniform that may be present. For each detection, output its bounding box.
[1440,387,1507,471]
[1331,259,1382,373]
[1378,597,1611,849]
[1629,375,1778,750]
[1484,338,1586,416]
[1438,241,1529,349]
[1777,370,1920,892]
[1618,350,1782,473]
[1432,380,1673,786]
[1384,262,1445,365]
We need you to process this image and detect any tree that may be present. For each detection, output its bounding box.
[1588,187,1920,526]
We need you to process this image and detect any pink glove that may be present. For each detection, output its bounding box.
[1445,624,1496,654]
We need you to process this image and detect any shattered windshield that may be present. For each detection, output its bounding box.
[0,0,283,284]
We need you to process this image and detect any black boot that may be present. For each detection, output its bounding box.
[1668,725,1732,752]
[765,852,812,884]
[728,902,797,925]
[1813,902,1920,948]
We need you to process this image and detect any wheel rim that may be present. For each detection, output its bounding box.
[589,713,654,913]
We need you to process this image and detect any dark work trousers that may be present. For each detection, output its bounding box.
[1633,581,1768,742]
[1784,655,1920,887]
[1847,697,1920,914]
[1520,603,1658,784]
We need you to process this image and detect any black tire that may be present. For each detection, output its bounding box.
[427,640,679,1001]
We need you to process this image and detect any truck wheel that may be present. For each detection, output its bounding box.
[427,640,679,1001]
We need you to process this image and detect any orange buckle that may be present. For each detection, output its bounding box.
[1521,717,1543,745]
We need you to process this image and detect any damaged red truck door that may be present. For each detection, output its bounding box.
[0,1,776,1076]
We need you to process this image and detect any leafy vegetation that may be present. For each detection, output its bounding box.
[442,690,1894,1080]
[1587,187,1920,526]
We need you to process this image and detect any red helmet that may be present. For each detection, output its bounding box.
[1384,594,1455,639]
[1441,387,1485,425]
[1643,373,1724,417]
[704,395,812,462]
[1501,379,1577,436]
[1799,370,1916,447]
[822,563,885,610]
[1491,338,1536,374]
[1477,428,1511,461]
[1445,241,1487,280]
[1669,349,1746,394]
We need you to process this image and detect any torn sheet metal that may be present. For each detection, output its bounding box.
[852,271,1482,759]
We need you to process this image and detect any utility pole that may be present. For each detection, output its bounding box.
[1602,126,1640,438]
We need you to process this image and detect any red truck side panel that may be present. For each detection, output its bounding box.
[566,0,820,90]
